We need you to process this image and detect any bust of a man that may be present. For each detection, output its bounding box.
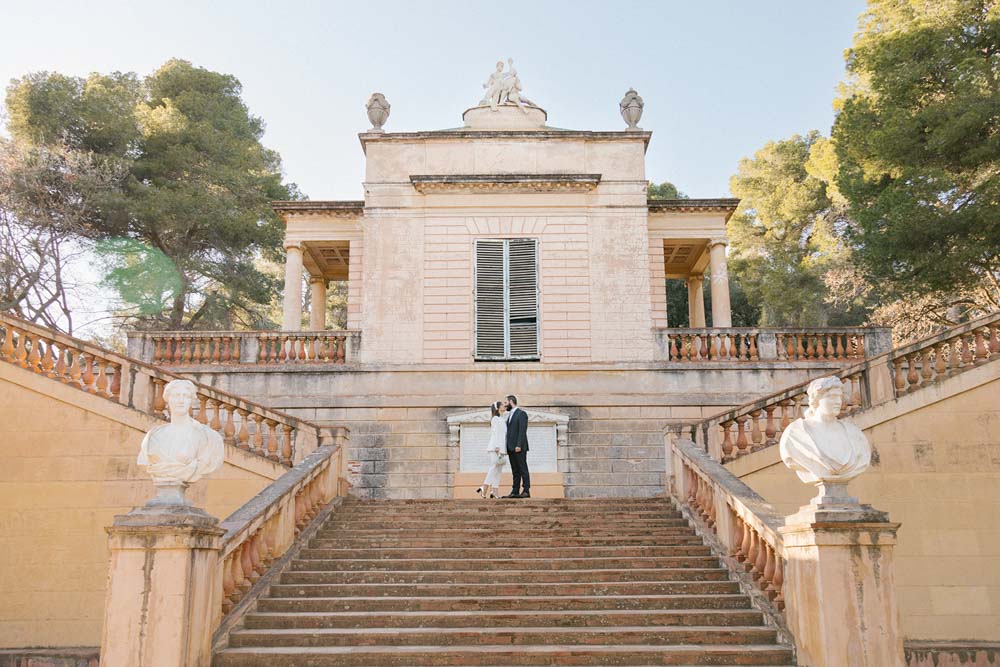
[138,379,225,506]
[779,376,871,506]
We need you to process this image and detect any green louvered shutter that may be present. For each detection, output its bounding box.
[474,238,539,360]
[507,238,539,358]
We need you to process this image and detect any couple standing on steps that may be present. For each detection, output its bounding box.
[476,395,530,499]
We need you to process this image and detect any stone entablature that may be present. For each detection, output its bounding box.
[409,173,602,193]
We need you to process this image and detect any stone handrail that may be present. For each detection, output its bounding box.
[668,435,787,612]
[678,311,1000,463]
[0,313,333,465]
[126,330,361,366]
[216,436,348,622]
[657,327,891,363]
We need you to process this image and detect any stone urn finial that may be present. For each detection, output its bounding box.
[137,379,224,507]
[778,376,872,507]
[366,92,390,132]
[620,88,644,130]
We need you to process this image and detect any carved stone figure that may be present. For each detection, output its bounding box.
[620,88,644,130]
[480,58,535,113]
[137,379,225,506]
[778,376,871,506]
[366,92,390,132]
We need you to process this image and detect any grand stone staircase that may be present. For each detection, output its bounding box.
[213,497,794,666]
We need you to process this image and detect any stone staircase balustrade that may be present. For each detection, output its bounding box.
[678,311,1000,462]
[0,313,333,465]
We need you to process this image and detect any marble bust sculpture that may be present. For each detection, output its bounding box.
[137,379,225,506]
[778,376,871,506]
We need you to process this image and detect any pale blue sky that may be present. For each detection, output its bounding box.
[1,0,867,199]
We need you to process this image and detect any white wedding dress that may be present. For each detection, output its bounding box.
[482,415,507,489]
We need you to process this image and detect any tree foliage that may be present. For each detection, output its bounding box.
[832,0,1000,317]
[728,132,867,326]
[5,59,298,329]
[0,140,126,332]
[648,181,688,199]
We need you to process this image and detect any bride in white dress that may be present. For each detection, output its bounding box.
[476,400,507,499]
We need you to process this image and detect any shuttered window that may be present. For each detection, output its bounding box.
[474,238,539,360]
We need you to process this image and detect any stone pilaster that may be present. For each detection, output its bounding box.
[100,506,223,667]
[779,505,905,667]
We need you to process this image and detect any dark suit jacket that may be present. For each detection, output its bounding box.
[505,408,529,453]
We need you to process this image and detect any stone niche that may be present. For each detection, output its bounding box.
[446,408,569,498]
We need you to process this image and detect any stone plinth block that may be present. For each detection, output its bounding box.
[462,104,547,130]
[100,505,224,667]
[779,506,904,667]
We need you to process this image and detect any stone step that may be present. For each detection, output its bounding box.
[279,568,731,585]
[267,581,742,598]
[212,644,795,666]
[227,625,780,648]
[331,507,681,516]
[288,556,722,571]
[255,594,755,613]
[297,545,714,559]
[308,536,705,548]
[323,518,689,529]
[313,528,697,540]
[342,498,669,506]
[242,608,765,629]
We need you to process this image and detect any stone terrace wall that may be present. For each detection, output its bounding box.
[185,362,838,499]
[0,364,284,649]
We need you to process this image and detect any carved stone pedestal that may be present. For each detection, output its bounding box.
[100,505,223,667]
[779,505,904,667]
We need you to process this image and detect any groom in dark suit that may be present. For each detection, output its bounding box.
[503,395,530,498]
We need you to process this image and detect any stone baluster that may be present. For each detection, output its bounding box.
[281,424,294,465]
[236,409,250,452]
[265,419,279,460]
[252,414,265,456]
[223,405,237,446]
[763,405,778,444]
[734,416,749,457]
[749,410,763,452]
[720,421,735,461]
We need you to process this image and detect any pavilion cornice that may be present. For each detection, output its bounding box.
[410,173,602,194]
[648,198,740,221]
[360,129,652,153]
[272,200,365,222]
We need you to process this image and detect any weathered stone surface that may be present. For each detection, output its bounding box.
[212,497,794,666]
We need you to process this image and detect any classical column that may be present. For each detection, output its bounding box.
[281,242,304,331]
[708,240,732,328]
[309,276,328,331]
[687,274,706,328]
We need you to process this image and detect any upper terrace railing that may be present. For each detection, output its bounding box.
[0,313,338,465]
[127,330,361,366]
[655,327,891,363]
[675,312,1000,463]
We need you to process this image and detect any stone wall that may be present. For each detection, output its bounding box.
[728,362,1000,642]
[0,364,284,649]
[187,362,837,499]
